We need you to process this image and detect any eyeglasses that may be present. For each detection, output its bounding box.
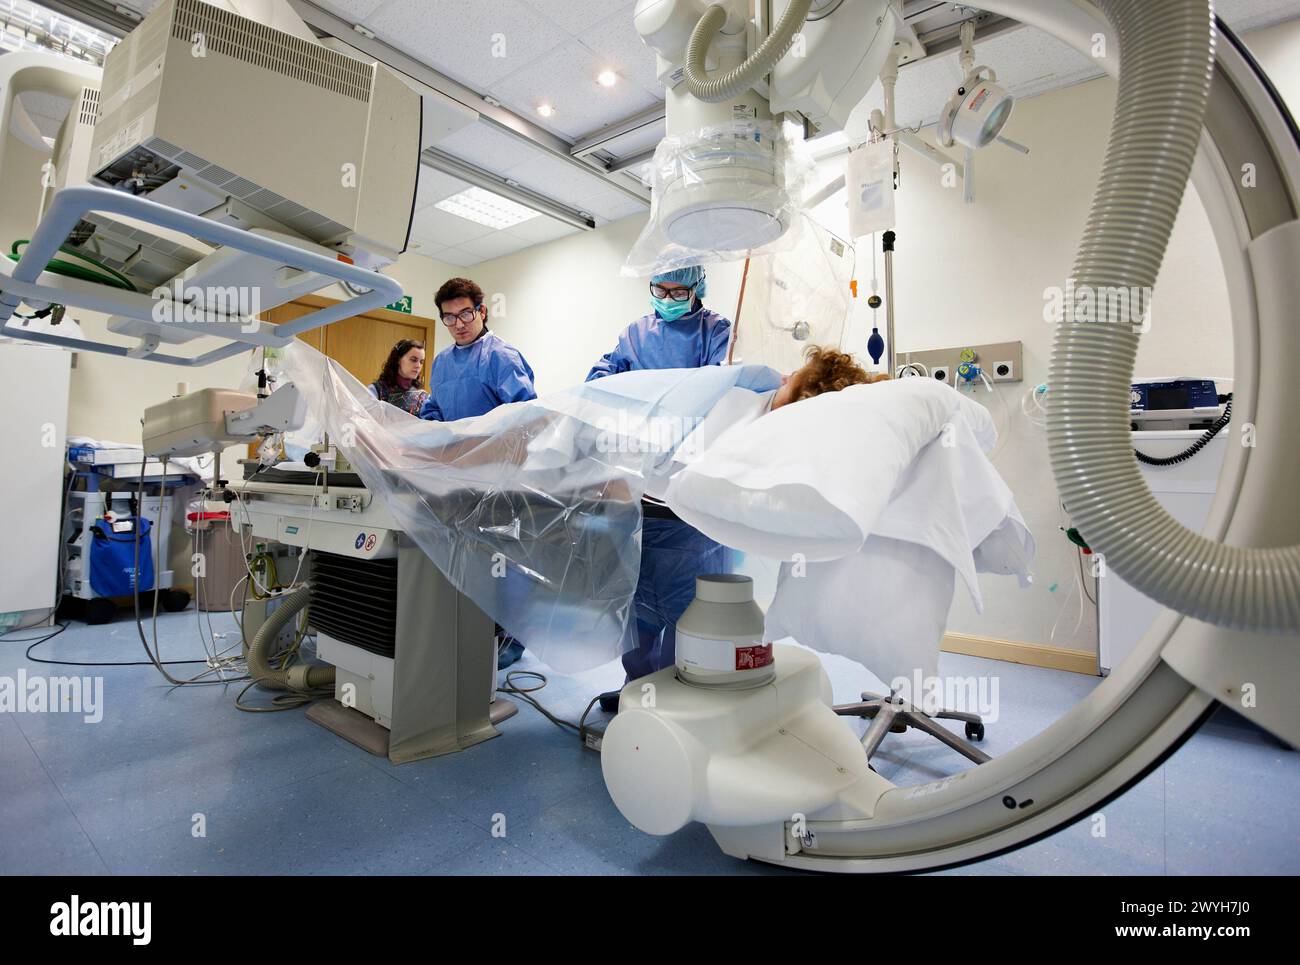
[649,283,696,302]
[440,306,481,326]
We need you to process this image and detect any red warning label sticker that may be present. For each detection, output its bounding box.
[735,644,773,671]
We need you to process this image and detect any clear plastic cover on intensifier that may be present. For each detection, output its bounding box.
[623,120,816,278]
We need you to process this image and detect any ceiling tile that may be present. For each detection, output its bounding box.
[1217,0,1300,31]
[575,187,648,223]
[436,247,486,268]
[414,166,473,209]
[591,206,648,227]
[575,3,664,98]
[577,177,644,206]
[519,0,636,37]
[407,237,450,258]
[363,0,571,92]
[622,160,654,188]
[501,153,622,208]
[487,38,662,141]
[979,26,1103,91]
[314,0,389,21]
[16,92,73,138]
[433,123,552,173]
[116,0,162,15]
[596,120,665,159]
[849,25,1104,135]
[411,205,496,245]
[459,231,536,260]
[504,216,583,245]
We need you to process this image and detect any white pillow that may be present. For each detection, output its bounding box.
[665,378,985,561]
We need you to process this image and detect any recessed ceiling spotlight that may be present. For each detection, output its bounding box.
[537,103,556,117]
[597,69,618,88]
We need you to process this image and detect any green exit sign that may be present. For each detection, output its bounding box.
[386,295,413,314]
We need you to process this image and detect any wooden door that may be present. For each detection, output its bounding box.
[325,313,435,388]
[250,296,439,457]
[263,294,439,385]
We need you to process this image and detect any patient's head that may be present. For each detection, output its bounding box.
[771,347,888,410]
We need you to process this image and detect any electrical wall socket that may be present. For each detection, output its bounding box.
[895,340,1023,386]
[931,366,951,384]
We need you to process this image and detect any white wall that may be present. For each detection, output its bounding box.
[466,18,1300,658]
[1242,16,1300,106]
[470,216,745,394]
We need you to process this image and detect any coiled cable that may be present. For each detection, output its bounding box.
[1134,395,1232,467]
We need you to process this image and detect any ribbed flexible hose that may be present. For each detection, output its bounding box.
[1048,0,1300,632]
[683,0,813,103]
[246,585,333,690]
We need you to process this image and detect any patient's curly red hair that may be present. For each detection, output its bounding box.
[790,347,888,403]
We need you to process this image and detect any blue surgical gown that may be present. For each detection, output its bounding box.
[418,331,537,422]
[585,305,731,380]
[587,303,734,680]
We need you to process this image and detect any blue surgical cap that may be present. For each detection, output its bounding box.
[651,265,707,299]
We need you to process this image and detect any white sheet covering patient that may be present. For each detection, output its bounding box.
[283,341,1032,676]
[665,374,1034,684]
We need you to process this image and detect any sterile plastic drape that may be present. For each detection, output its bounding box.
[730,217,855,372]
[282,341,781,672]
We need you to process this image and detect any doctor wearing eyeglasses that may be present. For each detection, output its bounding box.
[586,266,731,377]
[418,276,537,422]
[585,266,734,706]
[419,276,537,669]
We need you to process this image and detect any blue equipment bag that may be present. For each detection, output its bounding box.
[89,517,155,597]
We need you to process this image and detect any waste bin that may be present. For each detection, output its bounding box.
[187,510,246,612]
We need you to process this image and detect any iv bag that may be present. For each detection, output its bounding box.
[846,139,896,238]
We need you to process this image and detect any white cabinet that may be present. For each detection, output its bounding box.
[1097,431,1228,674]
[0,343,71,617]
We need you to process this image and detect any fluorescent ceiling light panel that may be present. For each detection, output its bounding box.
[0,1,118,63]
[435,186,540,230]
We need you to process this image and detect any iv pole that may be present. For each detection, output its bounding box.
[882,230,896,378]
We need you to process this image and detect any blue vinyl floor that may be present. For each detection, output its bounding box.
[2,609,1296,875]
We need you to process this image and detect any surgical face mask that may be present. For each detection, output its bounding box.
[653,296,695,321]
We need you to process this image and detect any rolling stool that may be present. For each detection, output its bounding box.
[834,689,990,765]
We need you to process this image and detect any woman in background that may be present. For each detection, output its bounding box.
[369,339,430,415]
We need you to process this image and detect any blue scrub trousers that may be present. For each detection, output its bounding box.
[622,516,729,680]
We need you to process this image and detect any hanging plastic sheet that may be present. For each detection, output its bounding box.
[240,346,323,461]
[730,217,855,373]
[623,120,816,278]
[281,341,782,673]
